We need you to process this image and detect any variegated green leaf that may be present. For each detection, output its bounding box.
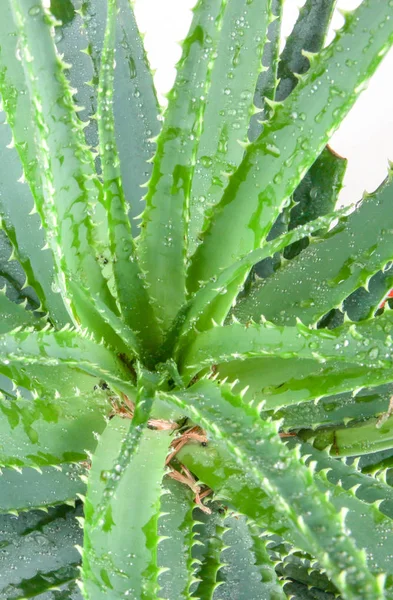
[158,476,199,599]
[0,463,86,515]
[0,503,83,598]
[160,379,382,599]
[187,0,393,293]
[236,171,393,327]
[0,370,108,469]
[173,204,353,357]
[94,0,162,359]
[179,310,393,381]
[187,0,271,256]
[178,434,393,595]
[3,0,117,319]
[137,0,230,334]
[82,417,169,599]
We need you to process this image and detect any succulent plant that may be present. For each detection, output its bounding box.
[1,0,393,597]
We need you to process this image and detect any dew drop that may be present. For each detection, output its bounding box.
[28,5,41,16]
[368,347,379,360]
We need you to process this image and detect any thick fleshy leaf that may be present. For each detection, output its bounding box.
[300,412,393,457]
[191,507,226,599]
[90,368,155,531]
[0,287,41,334]
[187,0,270,256]
[82,417,169,599]
[187,0,393,293]
[158,476,199,599]
[236,172,393,327]
[66,279,138,357]
[160,380,382,599]
[0,327,133,386]
[251,0,338,279]
[95,0,161,359]
[0,503,83,598]
[344,263,393,322]
[0,228,40,311]
[0,463,86,514]
[275,0,337,102]
[179,311,393,381]
[3,0,116,316]
[0,370,108,469]
[173,205,353,357]
[0,13,70,327]
[137,0,231,334]
[214,514,287,600]
[178,436,393,594]
[248,0,283,141]
[71,0,160,235]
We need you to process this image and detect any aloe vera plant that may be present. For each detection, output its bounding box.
[1,0,393,597]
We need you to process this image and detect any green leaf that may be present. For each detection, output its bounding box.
[344,264,393,322]
[0,287,41,334]
[0,227,40,311]
[96,0,161,359]
[73,0,160,236]
[300,411,393,457]
[82,418,169,599]
[275,0,337,101]
[179,311,393,381]
[157,476,198,599]
[0,463,86,515]
[247,523,287,600]
[179,435,393,594]
[0,327,132,386]
[90,367,155,530]
[217,356,393,417]
[268,367,393,419]
[0,503,83,599]
[252,0,342,278]
[187,0,271,256]
[4,0,116,316]
[286,438,393,522]
[187,0,393,292]
[137,0,230,334]
[161,380,382,599]
[66,279,139,357]
[214,514,287,600]
[0,372,108,469]
[50,0,75,25]
[191,507,225,599]
[235,172,393,327]
[248,0,283,141]
[0,13,70,327]
[283,146,347,260]
[173,205,353,356]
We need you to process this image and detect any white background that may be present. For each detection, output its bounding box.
[133,0,393,206]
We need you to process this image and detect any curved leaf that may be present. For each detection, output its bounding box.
[187,0,270,256]
[0,12,70,327]
[82,418,169,599]
[179,311,393,380]
[0,373,108,469]
[160,380,382,599]
[73,0,160,234]
[179,435,393,595]
[158,476,199,599]
[0,503,83,599]
[4,0,116,316]
[236,172,393,327]
[137,0,230,334]
[0,463,86,515]
[95,0,161,359]
[187,0,393,292]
